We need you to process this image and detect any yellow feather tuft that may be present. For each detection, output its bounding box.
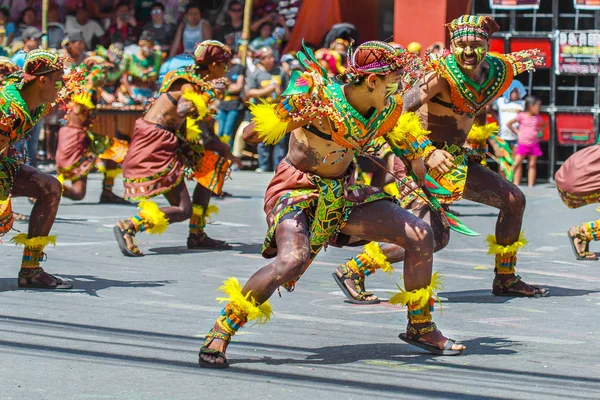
[185,117,202,143]
[216,277,273,324]
[205,204,219,220]
[182,88,210,121]
[383,181,400,198]
[249,101,289,145]
[468,123,499,145]
[388,271,443,308]
[102,168,122,179]
[138,200,169,235]
[486,231,528,255]
[95,163,107,175]
[386,112,430,147]
[364,242,394,275]
[56,173,65,185]
[10,233,57,248]
[72,92,96,110]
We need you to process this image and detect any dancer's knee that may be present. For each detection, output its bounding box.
[505,186,526,216]
[275,248,311,283]
[42,175,63,203]
[403,219,434,252]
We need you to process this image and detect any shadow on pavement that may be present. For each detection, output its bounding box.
[441,286,599,303]
[146,246,234,255]
[0,275,172,297]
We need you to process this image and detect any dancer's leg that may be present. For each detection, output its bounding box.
[62,177,87,201]
[99,159,128,203]
[188,183,230,248]
[464,163,548,296]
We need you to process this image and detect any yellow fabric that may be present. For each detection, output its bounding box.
[216,277,273,324]
[72,92,96,110]
[10,233,57,249]
[363,242,394,275]
[137,200,169,234]
[468,122,499,145]
[486,231,528,255]
[388,271,443,308]
[249,102,289,145]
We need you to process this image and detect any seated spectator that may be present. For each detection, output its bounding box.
[106,1,138,46]
[15,7,40,40]
[245,46,289,172]
[249,17,289,60]
[216,0,243,53]
[0,7,15,46]
[135,0,155,25]
[61,30,87,68]
[120,30,163,104]
[66,5,105,50]
[142,2,175,52]
[11,27,41,68]
[47,8,65,49]
[170,3,212,58]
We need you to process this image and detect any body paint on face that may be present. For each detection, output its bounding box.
[55,80,63,91]
[453,44,486,70]
[386,82,399,98]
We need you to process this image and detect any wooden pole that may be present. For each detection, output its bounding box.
[42,0,49,49]
[239,0,253,68]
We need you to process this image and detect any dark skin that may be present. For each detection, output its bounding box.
[201,71,464,366]
[368,35,547,297]
[0,71,69,287]
[60,75,126,203]
[117,62,241,253]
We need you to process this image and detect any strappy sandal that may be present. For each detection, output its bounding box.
[331,264,380,304]
[18,272,73,290]
[198,329,231,369]
[398,322,463,356]
[187,232,232,250]
[492,275,549,298]
[568,230,598,261]
[113,221,144,257]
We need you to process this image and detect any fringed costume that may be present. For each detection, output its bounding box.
[0,50,83,289]
[199,41,463,367]
[555,145,600,260]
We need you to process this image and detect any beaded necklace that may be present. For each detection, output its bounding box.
[434,53,513,118]
[322,82,401,151]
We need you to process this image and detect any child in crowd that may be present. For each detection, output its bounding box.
[508,96,545,187]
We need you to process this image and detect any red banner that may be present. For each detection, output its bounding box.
[556,114,596,145]
[510,38,552,68]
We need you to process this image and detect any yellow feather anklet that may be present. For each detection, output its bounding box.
[11,233,57,249]
[389,271,443,310]
[216,277,273,324]
[136,200,169,235]
[486,232,528,255]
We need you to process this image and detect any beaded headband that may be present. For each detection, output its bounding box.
[0,56,17,76]
[22,49,64,83]
[194,40,232,66]
[445,15,500,41]
[342,41,424,90]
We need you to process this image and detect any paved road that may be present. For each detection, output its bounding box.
[1,172,599,400]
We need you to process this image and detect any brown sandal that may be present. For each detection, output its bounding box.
[113,221,144,257]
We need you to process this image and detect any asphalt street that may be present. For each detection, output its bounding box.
[1,171,599,400]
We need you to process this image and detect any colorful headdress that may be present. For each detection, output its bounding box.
[108,43,124,60]
[22,49,64,83]
[194,40,232,66]
[341,40,424,90]
[445,15,500,41]
[0,56,18,77]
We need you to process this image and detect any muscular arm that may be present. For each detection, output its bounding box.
[402,72,447,113]
[242,118,311,145]
[176,83,198,118]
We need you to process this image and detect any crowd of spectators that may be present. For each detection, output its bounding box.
[0,0,361,172]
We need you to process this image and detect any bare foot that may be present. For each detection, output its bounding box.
[409,323,466,352]
[335,265,379,302]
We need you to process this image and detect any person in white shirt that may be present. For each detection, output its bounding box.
[65,6,104,50]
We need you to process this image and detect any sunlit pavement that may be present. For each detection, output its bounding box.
[1,171,599,400]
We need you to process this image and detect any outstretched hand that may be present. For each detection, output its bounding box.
[410,157,427,186]
[426,149,454,174]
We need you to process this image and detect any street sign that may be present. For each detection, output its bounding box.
[555,30,600,75]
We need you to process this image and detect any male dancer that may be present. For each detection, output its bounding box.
[120,30,162,104]
[199,41,466,369]
[56,57,129,204]
[556,145,600,260]
[113,40,237,257]
[0,50,81,289]
[335,15,548,301]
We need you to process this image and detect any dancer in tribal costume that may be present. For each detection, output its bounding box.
[335,15,548,303]
[95,43,125,101]
[113,40,238,257]
[199,41,466,369]
[55,56,130,204]
[120,30,163,104]
[0,49,82,289]
[555,145,600,260]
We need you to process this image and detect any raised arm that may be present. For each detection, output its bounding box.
[402,71,447,113]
